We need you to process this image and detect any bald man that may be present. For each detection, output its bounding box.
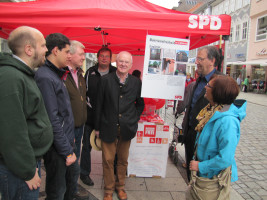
[0,26,53,199]
[95,51,144,200]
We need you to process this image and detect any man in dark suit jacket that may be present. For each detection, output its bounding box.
[95,51,144,200]
[182,46,222,181]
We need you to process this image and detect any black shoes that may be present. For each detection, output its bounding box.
[80,175,94,186]
[73,191,89,200]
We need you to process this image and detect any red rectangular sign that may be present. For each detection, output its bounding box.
[144,125,156,137]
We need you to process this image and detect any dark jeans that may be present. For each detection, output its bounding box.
[184,126,197,182]
[0,160,41,200]
[80,124,93,176]
[44,146,79,200]
[74,125,84,160]
[244,85,248,92]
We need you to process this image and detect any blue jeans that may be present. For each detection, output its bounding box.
[74,125,84,160]
[44,146,80,200]
[80,124,93,176]
[0,160,41,200]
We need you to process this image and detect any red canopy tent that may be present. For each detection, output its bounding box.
[0,0,231,54]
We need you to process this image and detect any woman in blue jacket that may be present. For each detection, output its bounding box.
[187,75,247,200]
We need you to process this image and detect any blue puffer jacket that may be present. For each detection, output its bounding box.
[197,99,247,182]
[35,60,75,158]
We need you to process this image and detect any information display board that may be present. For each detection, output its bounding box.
[141,35,190,100]
[128,122,169,178]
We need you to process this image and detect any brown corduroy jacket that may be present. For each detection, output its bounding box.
[65,67,87,127]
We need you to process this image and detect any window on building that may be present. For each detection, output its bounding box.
[224,0,229,14]
[230,27,233,42]
[256,15,267,41]
[243,0,250,6]
[212,6,218,15]
[235,0,242,10]
[242,22,248,40]
[230,0,235,12]
[236,25,240,41]
[219,3,223,15]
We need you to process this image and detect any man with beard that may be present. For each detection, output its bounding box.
[182,46,222,181]
[0,26,53,199]
[80,47,116,186]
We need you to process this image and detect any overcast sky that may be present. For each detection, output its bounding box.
[146,0,179,9]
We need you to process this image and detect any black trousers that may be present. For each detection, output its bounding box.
[44,146,79,200]
[80,124,93,176]
[184,126,197,182]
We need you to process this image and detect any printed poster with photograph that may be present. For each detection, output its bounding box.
[141,35,190,100]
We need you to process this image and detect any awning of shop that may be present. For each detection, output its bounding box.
[0,0,231,55]
[227,60,267,67]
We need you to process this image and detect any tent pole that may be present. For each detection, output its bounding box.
[223,40,228,75]
[219,35,222,48]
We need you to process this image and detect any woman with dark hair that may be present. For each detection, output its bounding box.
[186,75,247,200]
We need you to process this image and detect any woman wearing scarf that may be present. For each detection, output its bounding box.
[186,75,247,200]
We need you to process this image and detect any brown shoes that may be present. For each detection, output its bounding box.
[116,189,127,200]
[103,193,113,200]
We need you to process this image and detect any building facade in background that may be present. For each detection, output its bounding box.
[174,0,267,93]
[246,0,267,92]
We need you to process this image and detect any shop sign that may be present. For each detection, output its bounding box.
[236,53,245,58]
[256,48,267,56]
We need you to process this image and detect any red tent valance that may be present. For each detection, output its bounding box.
[0,0,231,54]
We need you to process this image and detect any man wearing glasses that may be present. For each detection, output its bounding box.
[182,46,222,181]
[80,47,117,186]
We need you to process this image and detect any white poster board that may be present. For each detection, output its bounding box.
[141,35,190,100]
[128,122,169,178]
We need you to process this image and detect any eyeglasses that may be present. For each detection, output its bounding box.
[99,55,110,59]
[196,57,207,62]
[206,82,213,88]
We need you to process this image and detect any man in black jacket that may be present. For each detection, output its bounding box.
[182,46,222,181]
[80,47,116,186]
[35,33,79,200]
[95,51,144,200]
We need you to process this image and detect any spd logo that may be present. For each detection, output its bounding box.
[163,126,169,132]
[156,138,162,144]
[149,138,155,143]
[175,95,182,100]
[136,137,143,143]
[137,131,143,137]
[175,41,188,45]
[188,15,222,30]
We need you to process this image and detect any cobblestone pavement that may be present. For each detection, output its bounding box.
[232,94,267,200]
[163,92,267,200]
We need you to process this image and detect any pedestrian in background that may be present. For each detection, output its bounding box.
[0,26,53,199]
[80,47,117,186]
[236,74,242,91]
[243,76,249,93]
[95,51,144,200]
[186,75,247,200]
[35,33,79,200]
[182,46,222,181]
[132,69,142,79]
